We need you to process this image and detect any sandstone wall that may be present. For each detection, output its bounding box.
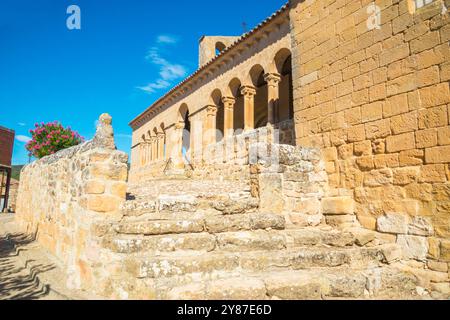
[250,143,328,227]
[15,114,129,291]
[290,0,450,268]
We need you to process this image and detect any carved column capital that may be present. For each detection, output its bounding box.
[240,85,256,97]
[221,96,236,110]
[264,73,282,87]
[174,122,185,130]
[206,105,218,116]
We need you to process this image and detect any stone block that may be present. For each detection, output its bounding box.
[259,173,284,213]
[418,105,448,129]
[420,164,446,183]
[361,102,383,123]
[415,129,438,148]
[325,214,358,228]
[441,240,450,262]
[408,216,434,236]
[392,167,420,185]
[391,111,418,135]
[437,126,450,146]
[377,213,409,234]
[386,132,415,153]
[425,146,450,164]
[363,169,393,187]
[354,140,372,156]
[397,235,429,261]
[83,194,122,213]
[84,180,105,195]
[418,83,450,108]
[399,149,424,166]
[322,197,354,215]
[110,182,127,198]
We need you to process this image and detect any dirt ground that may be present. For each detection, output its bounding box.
[0,214,89,300]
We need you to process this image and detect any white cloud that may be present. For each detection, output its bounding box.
[18,122,26,127]
[138,46,187,94]
[16,135,31,143]
[157,35,178,44]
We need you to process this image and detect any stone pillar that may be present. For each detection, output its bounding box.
[151,137,158,161]
[174,122,185,168]
[139,143,144,166]
[146,140,151,164]
[158,133,165,160]
[264,73,281,125]
[222,97,235,138]
[205,105,218,146]
[240,85,257,132]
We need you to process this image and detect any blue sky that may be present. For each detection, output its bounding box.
[0,0,286,165]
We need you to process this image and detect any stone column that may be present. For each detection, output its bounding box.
[146,140,151,164]
[205,105,218,146]
[222,97,235,138]
[158,133,165,160]
[264,73,281,125]
[240,85,257,132]
[174,122,185,168]
[140,143,144,166]
[151,137,158,161]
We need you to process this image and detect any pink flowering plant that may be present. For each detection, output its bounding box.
[26,121,85,159]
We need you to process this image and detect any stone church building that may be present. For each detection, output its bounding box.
[15,0,450,299]
[129,0,449,247]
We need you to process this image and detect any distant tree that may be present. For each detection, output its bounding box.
[26,121,84,159]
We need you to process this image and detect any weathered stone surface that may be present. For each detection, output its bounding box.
[216,230,286,251]
[347,228,375,246]
[158,195,199,212]
[104,233,216,253]
[408,217,434,236]
[325,215,358,229]
[322,197,354,215]
[377,213,409,234]
[397,235,429,261]
[264,273,323,299]
[380,244,403,264]
[206,278,267,300]
[212,198,258,215]
[258,173,284,213]
[286,229,355,247]
[116,219,205,235]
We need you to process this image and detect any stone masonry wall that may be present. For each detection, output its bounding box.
[290,0,450,271]
[15,114,129,292]
[249,143,328,227]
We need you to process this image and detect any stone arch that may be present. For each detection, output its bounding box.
[215,41,226,55]
[273,48,293,122]
[159,122,166,160]
[227,78,244,134]
[178,103,191,160]
[211,89,224,142]
[249,64,268,129]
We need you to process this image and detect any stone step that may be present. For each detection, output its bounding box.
[121,194,258,216]
[104,230,288,254]
[114,213,286,236]
[124,244,397,279]
[164,266,420,300]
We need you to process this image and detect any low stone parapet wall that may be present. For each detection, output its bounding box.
[15,114,128,291]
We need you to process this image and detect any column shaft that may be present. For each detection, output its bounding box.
[241,86,256,132]
[222,97,235,138]
[264,73,281,126]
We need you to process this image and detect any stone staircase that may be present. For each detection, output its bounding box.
[98,178,423,300]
